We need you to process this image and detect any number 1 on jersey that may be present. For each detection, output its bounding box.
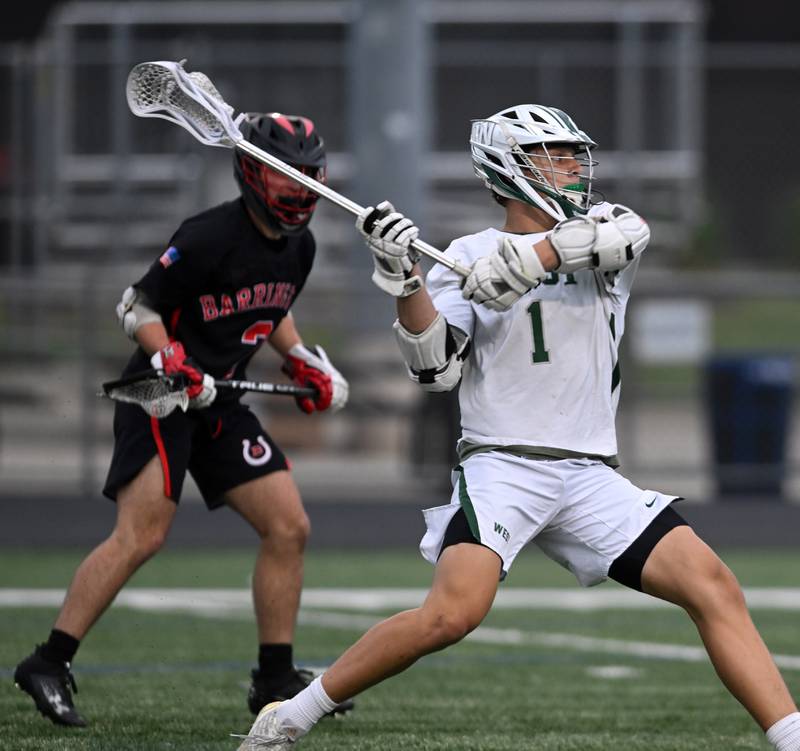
[527,301,550,364]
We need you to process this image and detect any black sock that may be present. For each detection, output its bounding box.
[40,629,80,665]
[258,643,293,679]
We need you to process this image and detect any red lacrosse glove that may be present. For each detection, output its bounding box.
[281,344,335,414]
[150,341,216,409]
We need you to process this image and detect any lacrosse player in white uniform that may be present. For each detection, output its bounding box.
[234,105,800,750]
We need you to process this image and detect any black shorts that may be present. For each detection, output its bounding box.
[103,399,288,508]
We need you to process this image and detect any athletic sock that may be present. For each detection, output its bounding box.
[257,643,293,679]
[767,712,800,751]
[275,676,338,737]
[40,629,80,665]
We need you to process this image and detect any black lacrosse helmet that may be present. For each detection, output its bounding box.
[233,112,327,236]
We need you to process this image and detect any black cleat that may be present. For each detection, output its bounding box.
[248,666,355,717]
[14,646,87,727]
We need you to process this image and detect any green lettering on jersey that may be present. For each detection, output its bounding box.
[543,272,577,285]
[527,301,550,364]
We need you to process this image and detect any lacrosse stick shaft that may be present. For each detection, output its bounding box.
[101,370,316,399]
[234,140,470,278]
[215,377,315,398]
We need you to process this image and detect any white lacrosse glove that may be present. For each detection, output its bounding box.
[282,343,349,414]
[549,205,650,274]
[461,234,547,312]
[355,200,423,298]
[186,373,217,410]
[548,215,598,274]
[150,341,217,410]
[593,203,651,269]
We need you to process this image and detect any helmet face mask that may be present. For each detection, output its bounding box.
[234,112,327,236]
[238,155,325,233]
[513,143,595,212]
[470,105,598,221]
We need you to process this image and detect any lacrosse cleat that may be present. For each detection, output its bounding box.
[233,701,297,750]
[248,667,354,717]
[14,645,87,727]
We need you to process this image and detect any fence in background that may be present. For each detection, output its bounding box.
[2,1,800,505]
[2,268,800,504]
[1,0,704,272]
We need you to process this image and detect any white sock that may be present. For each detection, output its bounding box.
[767,712,800,751]
[275,676,339,737]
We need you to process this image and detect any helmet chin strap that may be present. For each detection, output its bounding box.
[562,182,588,209]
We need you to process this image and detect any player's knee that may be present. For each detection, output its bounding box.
[684,556,746,621]
[112,525,168,564]
[703,560,746,613]
[423,608,479,649]
[262,510,310,553]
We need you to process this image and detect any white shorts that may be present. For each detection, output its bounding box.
[419,452,679,587]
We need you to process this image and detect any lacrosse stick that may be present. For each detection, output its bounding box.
[100,369,316,419]
[126,59,471,278]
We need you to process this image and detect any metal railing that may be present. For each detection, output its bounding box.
[3,1,800,504]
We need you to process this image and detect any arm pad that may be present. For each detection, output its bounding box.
[393,313,471,392]
[116,286,162,340]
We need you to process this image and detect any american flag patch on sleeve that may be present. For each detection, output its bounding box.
[159,246,181,268]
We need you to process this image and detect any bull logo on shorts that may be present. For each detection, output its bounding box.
[242,436,272,466]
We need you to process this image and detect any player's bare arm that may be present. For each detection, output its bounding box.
[268,313,303,357]
[395,265,437,333]
[131,321,170,355]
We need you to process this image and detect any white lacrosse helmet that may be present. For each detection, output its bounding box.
[470,104,598,221]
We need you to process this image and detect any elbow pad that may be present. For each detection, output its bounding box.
[392,313,471,392]
[115,286,162,340]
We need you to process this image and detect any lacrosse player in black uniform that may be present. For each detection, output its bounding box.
[14,113,354,726]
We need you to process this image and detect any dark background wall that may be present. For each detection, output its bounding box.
[2,0,797,267]
[2,1,794,44]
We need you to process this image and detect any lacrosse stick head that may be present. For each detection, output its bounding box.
[101,371,189,418]
[126,59,245,148]
[233,112,327,235]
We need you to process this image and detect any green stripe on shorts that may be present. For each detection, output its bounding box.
[457,468,481,543]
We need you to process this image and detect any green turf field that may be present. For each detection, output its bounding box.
[1,547,798,750]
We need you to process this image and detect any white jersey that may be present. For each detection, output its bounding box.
[427,203,642,464]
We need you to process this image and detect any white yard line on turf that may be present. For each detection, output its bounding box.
[296,610,800,672]
[3,587,800,611]
[3,587,799,670]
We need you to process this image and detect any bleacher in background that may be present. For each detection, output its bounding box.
[2,1,800,512]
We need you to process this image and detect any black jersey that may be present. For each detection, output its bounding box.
[123,198,315,401]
